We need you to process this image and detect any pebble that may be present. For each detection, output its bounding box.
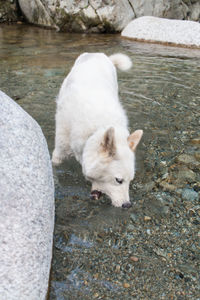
[130,213,138,223]
[176,154,200,169]
[143,181,155,192]
[187,209,195,217]
[177,167,196,183]
[94,292,99,298]
[146,229,151,235]
[159,181,177,192]
[182,188,199,202]
[123,282,130,288]
[130,256,139,262]
[190,138,200,145]
[144,216,151,221]
[115,265,121,273]
[94,273,99,279]
[194,152,200,161]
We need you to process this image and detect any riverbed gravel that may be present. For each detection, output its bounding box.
[0,24,199,300]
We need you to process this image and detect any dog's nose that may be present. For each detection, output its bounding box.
[122,202,132,209]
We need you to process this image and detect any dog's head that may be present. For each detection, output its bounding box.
[82,127,143,208]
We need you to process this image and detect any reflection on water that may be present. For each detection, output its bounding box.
[1,24,199,299]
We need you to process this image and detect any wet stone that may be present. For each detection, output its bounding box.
[123,282,131,288]
[130,213,139,223]
[194,152,200,162]
[144,216,151,221]
[130,256,139,262]
[176,154,200,169]
[177,167,196,183]
[190,138,200,146]
[143,181,156,192]
[181,188,199,202]
[159,181,177,192]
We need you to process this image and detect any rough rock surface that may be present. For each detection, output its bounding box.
[18,0,134,32]
[18,0,200,32]
[129,0,189,20]
[0,0,19,23]
[0,91,54,300]
[122,16,200,48]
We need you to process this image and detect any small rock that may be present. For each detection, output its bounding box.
[94,293,99,298]
[182,188,199,202]
[143,181,155,192]
[130,256,139,262]
[146,229,151,235]
[194,152,200,161]
[130,213,138,223]
[159,181,177,192]
[176,154,200,169]
[123,282,130,288]
[94,273,99,280]
[127,224,135,231]
[177,154,195,164]
[190,138,200,146]
[115,265,120,273]
[161,172,169,180]
[153,248,169,259]
[160,160,167,166]
[177,167,196,183]
[144,216,151,221]
[188,209,196,217]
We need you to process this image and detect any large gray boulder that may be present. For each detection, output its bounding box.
[18,0,200,33]
[0,91,54,300]
[129,0,189,20]
[122,16,200,48]
[18,0,135,32]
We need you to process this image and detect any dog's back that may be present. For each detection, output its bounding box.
[60,53,132,96]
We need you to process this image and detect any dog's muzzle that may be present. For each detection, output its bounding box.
[90,190,102,200]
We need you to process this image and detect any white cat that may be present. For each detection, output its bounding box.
[52,52,143,208]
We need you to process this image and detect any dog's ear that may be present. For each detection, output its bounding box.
[128,130,143,152]
[100,127,116,157]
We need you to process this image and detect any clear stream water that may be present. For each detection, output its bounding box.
[0,24,199,299]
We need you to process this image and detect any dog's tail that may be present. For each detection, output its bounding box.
[109,53,132,71]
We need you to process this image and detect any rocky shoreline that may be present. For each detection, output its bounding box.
[1,0,200,32]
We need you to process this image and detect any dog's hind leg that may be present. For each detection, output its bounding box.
[52,123,71,165]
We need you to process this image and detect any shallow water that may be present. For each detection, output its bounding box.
[1,24,200,299]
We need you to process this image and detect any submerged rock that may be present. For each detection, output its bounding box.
[190,138,200,146]
[0,91,54,300]
[121,16,200,48]
[177,167,196,183]
[182,188,199,202]
[176,154,200,169]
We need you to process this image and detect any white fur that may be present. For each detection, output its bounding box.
[52,52,143,207]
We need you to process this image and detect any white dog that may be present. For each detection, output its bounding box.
[52,52,143,208]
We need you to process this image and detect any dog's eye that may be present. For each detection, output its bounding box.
[115,178,123,184]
